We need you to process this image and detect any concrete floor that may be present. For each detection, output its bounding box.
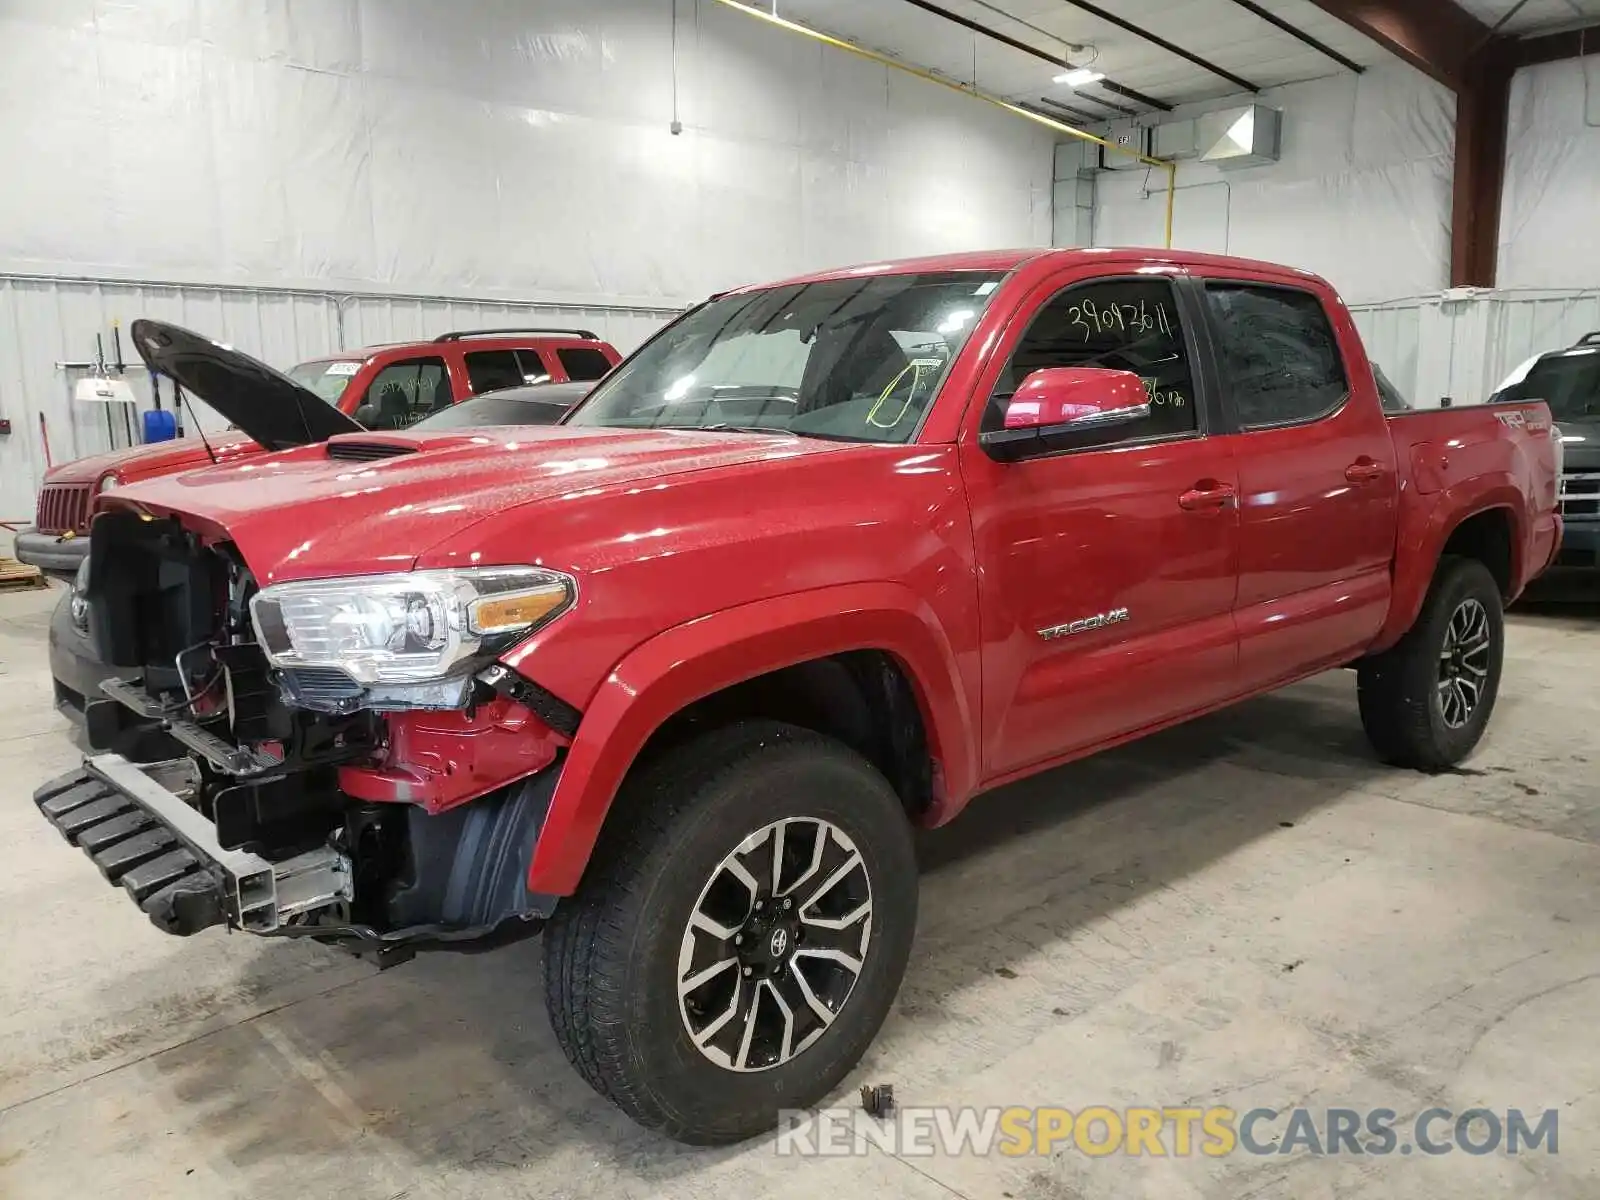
[1,556,1597,1199]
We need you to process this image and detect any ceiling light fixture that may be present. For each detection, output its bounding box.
[1054,67,1105,87]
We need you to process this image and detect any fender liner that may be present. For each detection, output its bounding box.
[525,581,975,896]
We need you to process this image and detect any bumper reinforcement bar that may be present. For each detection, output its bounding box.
[97,677,281,775]
[33,754,351,936]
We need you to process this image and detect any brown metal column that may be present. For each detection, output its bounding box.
[1450,41,1514,288]
[1303,0,1511,286]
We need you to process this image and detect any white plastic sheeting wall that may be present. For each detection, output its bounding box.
[1089,64,1456,305]
[1500,57,1600,290]
[0,0,1054,301]
[0,0,1056,515]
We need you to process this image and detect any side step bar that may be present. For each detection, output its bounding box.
[33,755,351,936]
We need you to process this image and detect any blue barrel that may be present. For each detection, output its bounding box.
[142,409,177,443]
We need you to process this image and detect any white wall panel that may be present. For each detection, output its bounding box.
[1501,57,1600,290]
[1089,64,1456,305]
[0,0,1054,304]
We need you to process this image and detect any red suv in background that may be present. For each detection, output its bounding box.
[16,328,622,574]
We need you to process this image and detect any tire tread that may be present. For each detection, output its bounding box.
[1358,555,1503,771]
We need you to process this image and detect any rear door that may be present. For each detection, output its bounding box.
[1193,272,1398,688]
[961,267,1241,779]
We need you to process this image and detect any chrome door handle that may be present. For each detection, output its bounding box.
[1345,459,1384,483]
[1179,483,1237,511]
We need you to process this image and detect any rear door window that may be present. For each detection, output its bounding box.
[516,349,553,384]
[1204,284,1348,428]
[464,350,526,394]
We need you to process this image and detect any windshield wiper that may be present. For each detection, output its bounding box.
[674,423,795,436]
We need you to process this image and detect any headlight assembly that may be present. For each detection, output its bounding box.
[249,566,574,688]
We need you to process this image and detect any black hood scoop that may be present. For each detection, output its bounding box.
[325,440,420,462]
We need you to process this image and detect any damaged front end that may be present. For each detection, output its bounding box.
[34,510,576,964]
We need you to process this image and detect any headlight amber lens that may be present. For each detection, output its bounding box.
[469,588,570,635]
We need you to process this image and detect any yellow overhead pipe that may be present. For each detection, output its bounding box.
[706,0,1177,248]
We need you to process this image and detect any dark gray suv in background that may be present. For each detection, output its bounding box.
[1492,335,1600,570]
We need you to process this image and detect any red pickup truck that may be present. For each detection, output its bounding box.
[34,249,1561,1145]
[15,327,621,575]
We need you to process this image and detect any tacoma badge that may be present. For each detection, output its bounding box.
[1037,607,1130,641]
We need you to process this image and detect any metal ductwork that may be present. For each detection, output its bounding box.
[1149,105,1283,168]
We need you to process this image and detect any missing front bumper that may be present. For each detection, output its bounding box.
[33,755,351,936]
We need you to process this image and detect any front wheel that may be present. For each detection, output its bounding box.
[542,721,918,1144]
[1358,556,1505,770]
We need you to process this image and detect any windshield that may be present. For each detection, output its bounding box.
[1492,349,1600,422]
[287,359,363,403]
[565,271,1007,443]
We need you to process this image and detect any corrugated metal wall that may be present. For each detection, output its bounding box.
[0,274,679,520]
[1351,289,1600,411]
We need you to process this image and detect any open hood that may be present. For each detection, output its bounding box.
[130,319,364,451]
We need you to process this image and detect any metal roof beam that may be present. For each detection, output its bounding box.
[1219,0,1367,73]
[895,0,1175,110]
[1299,0,1489,89]
[1052,0,1262,92]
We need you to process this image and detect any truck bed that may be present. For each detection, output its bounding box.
[1380,400,1562,645]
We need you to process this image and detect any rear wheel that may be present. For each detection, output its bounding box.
[542,721,917,1144]
[1358,556,1504,770]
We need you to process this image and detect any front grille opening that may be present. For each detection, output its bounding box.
[1559,471,1600,519]
[36,483,92,534]
[326,441,419,462]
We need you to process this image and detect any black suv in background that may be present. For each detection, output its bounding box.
[1492,334,1600,570]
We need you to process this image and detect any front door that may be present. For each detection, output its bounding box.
[961,270,1241,781]
[1195,275,1398,689]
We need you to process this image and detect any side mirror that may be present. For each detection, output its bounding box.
[980,367,1151,461]
[353,403,379,428]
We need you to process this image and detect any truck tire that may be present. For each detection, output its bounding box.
[1357,556,1504,770]
[542,720,918,1144]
